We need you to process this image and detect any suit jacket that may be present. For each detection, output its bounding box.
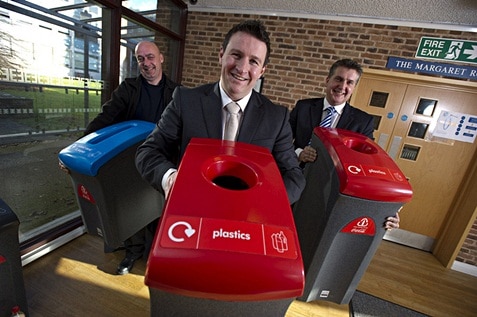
[136,82,306,204]
[290,97,375,150]
[84,74,178,135]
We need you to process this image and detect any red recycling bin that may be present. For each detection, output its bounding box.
[293,127,412,304]
[146,138,304,317]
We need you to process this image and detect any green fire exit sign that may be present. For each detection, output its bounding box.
[416,37,477,65]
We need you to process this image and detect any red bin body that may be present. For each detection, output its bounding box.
[146,138,304,316]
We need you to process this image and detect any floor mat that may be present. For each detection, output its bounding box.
[350,291,429,317]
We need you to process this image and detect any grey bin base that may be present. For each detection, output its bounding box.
[149,288,294,317]
[70,143,164,250]
[295,192,402,304]
[293,132,405,305]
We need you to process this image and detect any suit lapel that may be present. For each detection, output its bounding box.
[201,83,223,138]
[336,103,353,129]
[311,99,325,128]
[237,91,264,143]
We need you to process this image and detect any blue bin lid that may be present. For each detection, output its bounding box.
[58,120,155,176]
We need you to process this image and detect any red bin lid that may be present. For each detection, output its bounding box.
[145,138,304,301]
[313,127,413,202]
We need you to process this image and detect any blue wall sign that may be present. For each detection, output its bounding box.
[386,56,477,81]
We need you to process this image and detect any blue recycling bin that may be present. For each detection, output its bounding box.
[293,128,413,304]
[0,199,29,317]
[58,120,164,250]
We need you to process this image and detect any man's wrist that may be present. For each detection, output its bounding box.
[295,147,303,157]
[162,168,178,191]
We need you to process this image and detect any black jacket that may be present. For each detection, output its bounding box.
[290,97,375,151]
[84,74,178,135]
[136,83,305,204]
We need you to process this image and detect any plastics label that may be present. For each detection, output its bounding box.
[344,163,406,182]
[160,215,298,259]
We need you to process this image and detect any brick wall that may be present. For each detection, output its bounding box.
[457,218,477,266]
[181,11,477,267]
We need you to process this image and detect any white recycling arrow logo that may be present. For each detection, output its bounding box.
[168,221,196,242]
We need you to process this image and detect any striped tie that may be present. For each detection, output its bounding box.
[319,107,336,128]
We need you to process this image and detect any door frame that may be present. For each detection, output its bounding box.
[351,68,477,268]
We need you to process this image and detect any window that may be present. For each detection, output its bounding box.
[369,91,389,108]
[0,0,186,258]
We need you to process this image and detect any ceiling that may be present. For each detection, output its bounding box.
[186,0,477,31]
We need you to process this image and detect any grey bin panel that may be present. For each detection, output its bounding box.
[59,121,164,249]
[0,199,29,317]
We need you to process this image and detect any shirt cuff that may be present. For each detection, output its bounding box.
[162,168,178,191]
[295,148,303,157]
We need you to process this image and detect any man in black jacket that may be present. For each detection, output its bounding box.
[84,41,179,274]
[84,42,177,134]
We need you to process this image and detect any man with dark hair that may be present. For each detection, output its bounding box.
[221,19,272,66]
[290,58,373,165]
[290,58,399,229]
[136,20,305,205]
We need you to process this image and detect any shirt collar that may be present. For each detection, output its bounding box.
[324,98,346,114]
[219,80,252,112]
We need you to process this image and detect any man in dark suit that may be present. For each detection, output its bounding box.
[135,20,305,205]
[290,59,399,229]
[290,59,374,164]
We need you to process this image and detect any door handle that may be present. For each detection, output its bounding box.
[377,133,389,150]
[388,135,402,160]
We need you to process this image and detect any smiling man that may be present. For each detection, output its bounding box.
[290,59,374,165]
[289,58,400,230]
[78,41,179,275]
[84,41,174,134]
[135,20,305,205]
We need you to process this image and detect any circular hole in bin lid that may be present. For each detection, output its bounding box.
[205,160,258,190]
[343,137,378,154]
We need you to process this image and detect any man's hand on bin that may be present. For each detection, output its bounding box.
[298,145,317,163]
[384,212,400,230]
[58,160,70,174]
